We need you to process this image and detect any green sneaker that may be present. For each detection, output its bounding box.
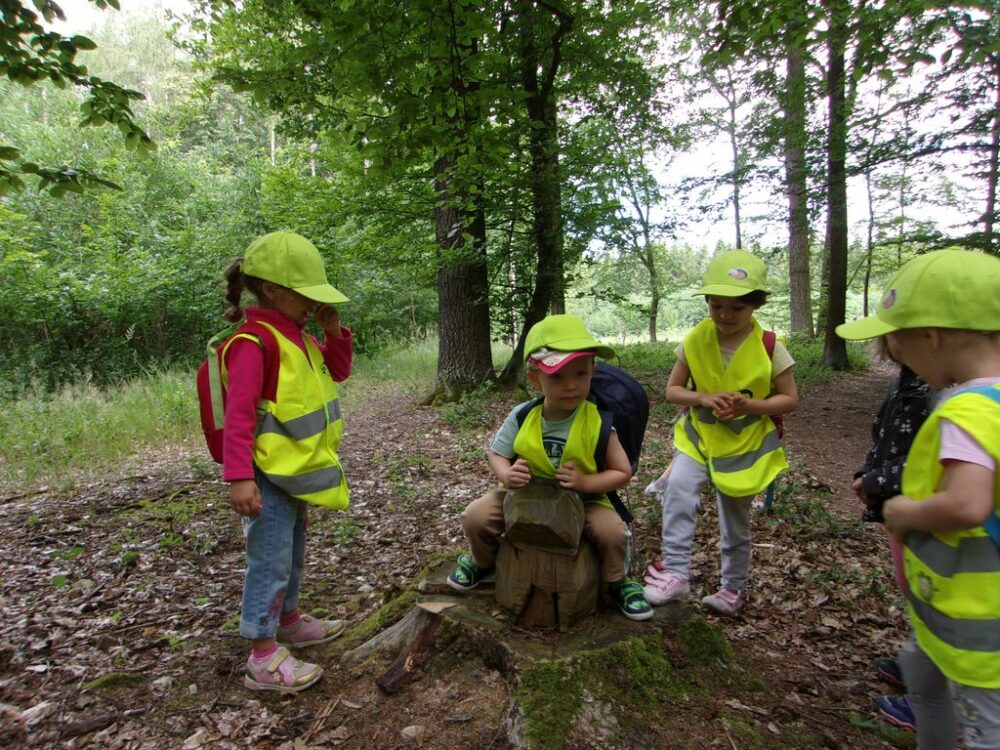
[446,552,493,592]
[610,579,654,621]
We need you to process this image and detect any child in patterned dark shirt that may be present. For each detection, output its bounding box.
[852,336,933,731]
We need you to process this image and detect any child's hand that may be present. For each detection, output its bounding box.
[314,305,342,337]
[882,494,912,539]
[714,393,747,420]
[850,477,870,505]
[503,458,532,489]
[230,479,262,517]
[555,461,584,491]
[703,391,740,419]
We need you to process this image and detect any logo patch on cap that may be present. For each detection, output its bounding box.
[882,289,897,309]
[728,268,748,281]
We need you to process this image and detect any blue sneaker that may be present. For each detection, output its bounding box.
[873,657,904,688]
[610,579,654,621]
[874,694,916,731]
[446,552,493,592]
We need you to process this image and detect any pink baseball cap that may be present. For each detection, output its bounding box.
[527,347,597,375]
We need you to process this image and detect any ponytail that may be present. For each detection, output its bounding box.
[223,258,246,322]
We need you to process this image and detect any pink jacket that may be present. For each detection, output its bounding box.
[222,306,353,482]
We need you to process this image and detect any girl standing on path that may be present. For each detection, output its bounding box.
[221,231,354,693]
[643,250,798,616]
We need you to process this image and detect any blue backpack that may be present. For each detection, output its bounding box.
[515,362,649,523]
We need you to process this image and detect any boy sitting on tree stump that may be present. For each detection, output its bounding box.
[447,314,653,623]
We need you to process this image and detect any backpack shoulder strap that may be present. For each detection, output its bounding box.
[514,396,545,427]
[232,321,280,402]
[762,330,776,359]
[593,405,614,473]
[592,405,634,523]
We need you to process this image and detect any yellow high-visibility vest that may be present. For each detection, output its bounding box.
[512,401,612,508]
[222,321,349,509]
[901,385,1000,688]
[672,318,787,497]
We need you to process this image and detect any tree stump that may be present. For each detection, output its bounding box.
[494,485,600,629]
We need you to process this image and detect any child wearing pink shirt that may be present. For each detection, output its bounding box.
[220,231,354,694]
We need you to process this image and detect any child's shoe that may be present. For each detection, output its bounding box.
[609,579,654,621]
[277,614,346,648]
[874,694,916,731]
[700,587,746,616]
[873,657,904,688]
[642,563,690,605]
[244,647,322,693]
[446,552,494,592]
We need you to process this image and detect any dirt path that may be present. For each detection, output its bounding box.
[0,365,914,750]
[782,363,897,516]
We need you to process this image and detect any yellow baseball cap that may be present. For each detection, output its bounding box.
[695,250,769,297]
[242,231,349,304]
[836,249,1000,340]
[523,314,615,364]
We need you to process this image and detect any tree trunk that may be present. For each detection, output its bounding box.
[784,37,813,335]
[432,153,495,399]
[425,16,495,402]
[726,75,743,250]
[821,0,850,369]
[984,63,1000,254]
[498,2,572,385]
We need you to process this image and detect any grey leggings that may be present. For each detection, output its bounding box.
[900,635,1000,749]
[658,453,754,591]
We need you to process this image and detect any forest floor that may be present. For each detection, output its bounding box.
[0,361,924,750]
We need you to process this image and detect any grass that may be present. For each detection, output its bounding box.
[0,333,872,492]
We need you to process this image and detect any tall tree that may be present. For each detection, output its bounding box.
[190,0,497,398]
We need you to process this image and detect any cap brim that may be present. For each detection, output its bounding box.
[295,284,349,304]
[530,350,596,375]
[562,340,615,360]
[835,316,896,340]
[695,283,767,297]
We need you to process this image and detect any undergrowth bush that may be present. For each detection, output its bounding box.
[0,333,874,492]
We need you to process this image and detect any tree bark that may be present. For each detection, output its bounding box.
[984,62,1000,254]
[821,0,850,369]
[426,14,495,401]
[432,154,495,399]
[784,37,813,335]
[498,1,573,385]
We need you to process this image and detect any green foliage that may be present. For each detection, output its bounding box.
[783,332,866,386]
[0,0,153,195]
[0,368,198,487]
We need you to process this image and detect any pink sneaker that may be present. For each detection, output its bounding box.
[701,588,746,616]
[244,647,322,693]
[277,614,346,648]
[642,564,690,606]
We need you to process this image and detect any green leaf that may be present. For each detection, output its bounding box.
[71,35,98,51]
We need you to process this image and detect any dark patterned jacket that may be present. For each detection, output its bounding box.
[854,365,933,521]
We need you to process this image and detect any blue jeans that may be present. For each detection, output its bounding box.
[239,470,307,640]
[659,453,754,592]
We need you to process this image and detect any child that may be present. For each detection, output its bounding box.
[644,250,798,616]
[837,248,1000,750]
[852,337,933,730]
[221,231,354,693]
[447,314,653,621]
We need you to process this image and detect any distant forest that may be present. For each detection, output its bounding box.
[2,0,997,395]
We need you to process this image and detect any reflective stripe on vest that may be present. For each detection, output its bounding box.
[901,386,1000,688]
[672,317,787,497]
[222,321,349,510]
[512,401,613,509]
